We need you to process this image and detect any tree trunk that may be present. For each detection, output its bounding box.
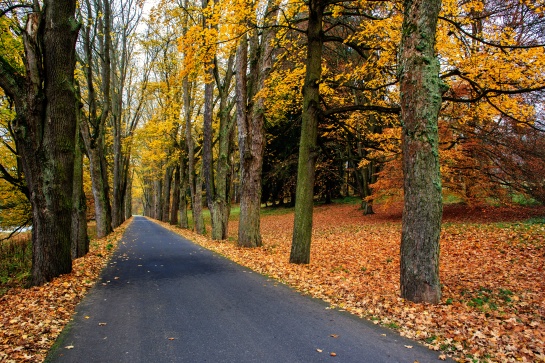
[72,94,88,259]
[399,0,443,304]
[202,71,219,238]
[194,170,205,234]
[183,76,204,234]
[81,125,112,237]
[235,35,261,247]
[162,166,173,222]
[290,0,324,264]
[170,165,181,225]
[179,156,189,228]
[124,170,133,219]
[2,1,80,285]
[79,0,113,238]
[154,178,163,221]
[235,2,277,247]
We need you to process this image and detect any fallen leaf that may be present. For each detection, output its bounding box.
[330,334,339,338]
[404,345,413,349]
[65,345,74,350]
[439,354,447,361]
[98,322,107,326]
[316,349,323,353]
[330,352,337,357]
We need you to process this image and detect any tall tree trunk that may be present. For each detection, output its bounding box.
[124,170,133,219]
[162,166,173,222]
[170,165,181,225]
[1,0,80,285]
[202,69,220,237]
[72,92,89,259]
[183,76,204,234]
[112,114,123,227]
[399,0,443,304]
[79,0,113,238]
[235,2,277,247]
[179,155,189,228]
[290,0,324,264]
[154,178,163,221]
[194,169,205,234]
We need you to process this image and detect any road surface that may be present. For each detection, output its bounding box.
[47,216,448,362]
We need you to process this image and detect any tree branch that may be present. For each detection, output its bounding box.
[323,104,400,117]
[439,16,545,49]
[0,55,24,101]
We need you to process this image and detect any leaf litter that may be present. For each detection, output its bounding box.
[0,219,130,362]
[158,203,545,363]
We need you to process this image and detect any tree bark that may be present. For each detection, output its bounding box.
[179,156,189,228]
[399,0,443,304]
[170,165,181,225]
[183,76,205,234]
[290,0,325,264]
[0,0,80,284]
[79,0,113,238]
[235,1,277,248]
[124,170,133,219]
[72,92,89,259]
[194,169,205,234]
[154,178,163,221]
[162,166,173,222]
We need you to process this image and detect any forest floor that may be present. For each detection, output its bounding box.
[0,202,544,362]
[165,201,545,363]
[0,221,130,362]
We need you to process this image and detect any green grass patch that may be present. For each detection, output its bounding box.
[0,234,32,295]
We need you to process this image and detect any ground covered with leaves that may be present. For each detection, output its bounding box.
[0,219,130,362]
[161,203,545,363]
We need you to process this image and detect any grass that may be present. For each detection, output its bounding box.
[0,222,99,297]
[0,232,32,295]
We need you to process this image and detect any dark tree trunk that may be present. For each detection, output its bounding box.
[235,2,277,248]
[72,94,88,259]
[170,165,180,225]
[194,169,205,234]
[290,0,325,264]
[179,156,189,228]
[0,0,80,285]
[124,170,133,219]
[399,0,443,304]
[79,0,113,238]
[183,75,204,234]
[162,166,173,222]
[154,178,163,221]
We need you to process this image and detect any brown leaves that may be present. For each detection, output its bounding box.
[0,219,130,362]
[160,203,545,363]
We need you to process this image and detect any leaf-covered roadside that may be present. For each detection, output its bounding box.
[0,219,131,362]
[158,204,545,363]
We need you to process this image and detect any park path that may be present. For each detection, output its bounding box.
[46,216,448,362]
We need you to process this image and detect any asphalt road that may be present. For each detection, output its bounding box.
[47,216,448,363]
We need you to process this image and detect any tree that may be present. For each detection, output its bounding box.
[110,0,145,227]
[0,0,80,285]
[79,0,113,238]
[399,0,443,304]
[290,0,326,264]
[235,0,278,247]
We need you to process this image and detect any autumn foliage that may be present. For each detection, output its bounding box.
[158,203,545,362]
[0,220,130,362]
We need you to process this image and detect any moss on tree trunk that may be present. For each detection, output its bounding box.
[399,0,443,304]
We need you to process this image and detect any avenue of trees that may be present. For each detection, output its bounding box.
[1,0,544,303]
